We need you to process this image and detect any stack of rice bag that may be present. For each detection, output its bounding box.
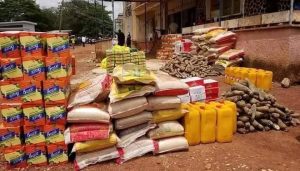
[191,27,244,67]
[0,31,73,168]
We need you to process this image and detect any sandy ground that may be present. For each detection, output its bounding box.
[1,45,299,171]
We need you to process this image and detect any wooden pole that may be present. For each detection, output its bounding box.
[59,0,65,32]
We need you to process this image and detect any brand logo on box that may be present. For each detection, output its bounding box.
[2,44,18,53]
[46,63,62,72]
[27,150,42,159]
[29,112,44,122]
[6,112,22,123]
[20,86,37,96]
[25,44,42,52]
[45,128,60,138]
[43,86,59,95]
[50,111,65,121]
[10,154,25,165]
[52,44,68,53]
[2,63,17,72]
[25,129,40,139]
[0,132,15,141]
[48,149,63,159]
[28,67,45,76]
[6,90,21,99]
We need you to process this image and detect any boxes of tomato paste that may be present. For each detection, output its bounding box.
[4,146,27,169]
[46,33,70,58]
[24,125,46,146]
[25,145,47,166]
[0,32,20,58]
[0,124,21,149]
[20,80,43,104]
[44,124,65,145]
[45,103,67,125]
[0,103,23,127]
[23,104,45,126]
[43,79,70,105]
[22,56,45,81]
[0,81,22,103]
[0,58,23,80]
[19,32,43,57]
[47,144,68,165]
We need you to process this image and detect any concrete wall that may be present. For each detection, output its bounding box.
[235,27,300,83]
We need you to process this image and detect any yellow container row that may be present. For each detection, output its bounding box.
[182,101,237,145]
[224,67,273,91]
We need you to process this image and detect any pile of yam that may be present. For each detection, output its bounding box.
[160,53,220,79]
[222,79,300,134]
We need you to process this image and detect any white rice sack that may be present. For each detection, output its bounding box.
[155,136,189,154]
[74,147,120,170]
[148,121,184,140]
[117,137,155,164]
[146,96,181,111]
[117,123,156,148]
[108,97,148,119]
[115,111,153,130]
[67,105,110,123]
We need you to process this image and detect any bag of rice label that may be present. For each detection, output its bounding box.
[109,81,155,103]
[74,147,121,171]
[112,63,155,85]
[71,133,119,153]
[146,96,181,111]
[154,136,188,154]
[148,121,184,140]
[117,137,155,164]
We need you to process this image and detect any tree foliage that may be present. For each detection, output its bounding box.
[0,0,113,37]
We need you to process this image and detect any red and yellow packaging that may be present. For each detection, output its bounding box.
[43,79,70,105]
[0,81,22,103]
[19,32,43,57]
[22,56,45,81]
[46,33,70,58]
[0,124,21,150]
[0,103,23,127]
[45,56,71,80]
[45,103,67,125]
[0,32,20,58]
[20,80,43,104]
[4,146,27,169]
[23,104,45,126]
[0,58,23,81]
[47,144,68,165]
[24,125,46,146]
[44,124,65,145]
[71,55,76,75]
[25,145,47,166]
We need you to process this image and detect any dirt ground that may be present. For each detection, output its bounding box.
[2,45,299,171]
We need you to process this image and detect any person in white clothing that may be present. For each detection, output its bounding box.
[82,36,86,47]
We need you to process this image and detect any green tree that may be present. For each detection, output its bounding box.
[0,0,56,31]
[61,0,113,37]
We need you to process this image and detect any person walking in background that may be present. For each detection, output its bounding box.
[126,32,131,48]
[82,36,86,47]
[71,36,76,49]
[117,30,125,46]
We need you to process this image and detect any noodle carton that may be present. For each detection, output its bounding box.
[22,56,45,81]
[0,81,22,103]
[20,80,43,104]
[43,79,70,105]
[45,56,71,80]
[0,58,23,80]
[45,103,67,125]
[0,103,23,127]
[23,104,45,126]
[47,144,68,165]
[0,32,20,58]
[4,146,27,169]
[46,33,70,58]
[19,32,43,57]
[0,124,21,149]
[44,124,65,145]
[24,125,46,146]
[25,145,47,166]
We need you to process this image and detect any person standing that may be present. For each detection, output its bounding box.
[71,37,76,49]
[126,32,131,48]
[116,30,125,46]
[82,36,86,47]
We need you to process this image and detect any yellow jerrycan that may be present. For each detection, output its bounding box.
[182,104,201,145]
[247,70,257,86]
[220,100,237,133]
[215,105,234,143]
[199,106,217,143]
[263,71,273,91]
[240,68,248,81]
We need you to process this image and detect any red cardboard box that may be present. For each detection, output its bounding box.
[20,80,43,104]
[181,77,204,87]
[205,93,219,100]
[45,56,71,80]
[0,124,21,149]
[47,144,68,165]
[24,125,46,146]
[45,103,67,125]
[22,56,46,81]
[0,81,22,103]
[205,87,219,95]
[0,58,23,81]
[23,104,45,126]
[25,145,47,166]
[0,103,23,127]
[0,32,20,58]
[19,32,43,57]
[43,79,70,105]
[204,79,219,89]
[44,124,65,145]
[4,146,27,169]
